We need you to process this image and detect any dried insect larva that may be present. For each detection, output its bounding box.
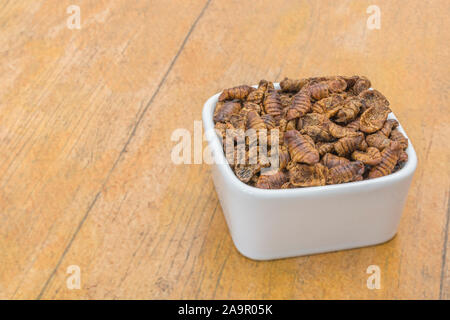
[259,114,276,130]
[235,165,260,183]
[213,101,241,123]
[359,104,391,133]
[255,170,289,189]
[359,89,390,111]
[286,91,312,120]
[328,121,357,138]
[246,87,265,104]
[334,98,362,124]
[327,161,365,184]
[234,166,253,182]
[308,82,330,100]
[301,124,334,142]
[327,77,347,93]
[280,77,308,92]
[380,119,399,137]
[366,131,391,150]
[263,90,283,120]
[259,79,274,91]
[280,93,293,109]
[284,130,320,164]
[321,153,350,169]
[219,85,255,102]
[247,80,273,104]
[352,76,371,95]
[368,142,402,179]
[313,93,346,115]
[342,75,360,89]
[351,147,382,166]
[334,133,364,156]
[241,101,262,114]
[316,142,335,157]
[390,128,408,149]
[289,163,328,187]
[246,110,266,130]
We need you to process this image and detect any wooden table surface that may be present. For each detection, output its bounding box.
[0,0,449,300]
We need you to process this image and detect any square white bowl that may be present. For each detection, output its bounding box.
[202,84,417,260]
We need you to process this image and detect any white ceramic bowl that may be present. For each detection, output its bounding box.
[202,84,417,260]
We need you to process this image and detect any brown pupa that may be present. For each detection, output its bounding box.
[213,101,241,123]
[263,90,283,120]
[313,93,346,115]
[247,80,273,104]
[351,76,371,95]
[327,77,347,93]
[280,77,308,92]
[380,119,399,137]
[390,128,408,149]
[289,163,328,187]
[316,142,335,157]
[255,170,289,189]
[321,153,350,169]
[235,165,260,183]
[369,142,402,179]
[284,130,320,164]
[327,161,365,184]
[246,110,266,130]
[351,147,382,166]
[359,104,391,133]
[328,121,358,138]
[308,82,330,100]
[334,98,362,124]
[334,133,364,156]
[286,91,312,120]
[219,85,255,102]
[366,131,392,150]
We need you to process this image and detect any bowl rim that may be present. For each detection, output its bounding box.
[202,83,418,197]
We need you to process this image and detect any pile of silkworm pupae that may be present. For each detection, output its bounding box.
[213,76,409,189]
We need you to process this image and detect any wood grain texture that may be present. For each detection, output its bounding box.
[0,0,449,299]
